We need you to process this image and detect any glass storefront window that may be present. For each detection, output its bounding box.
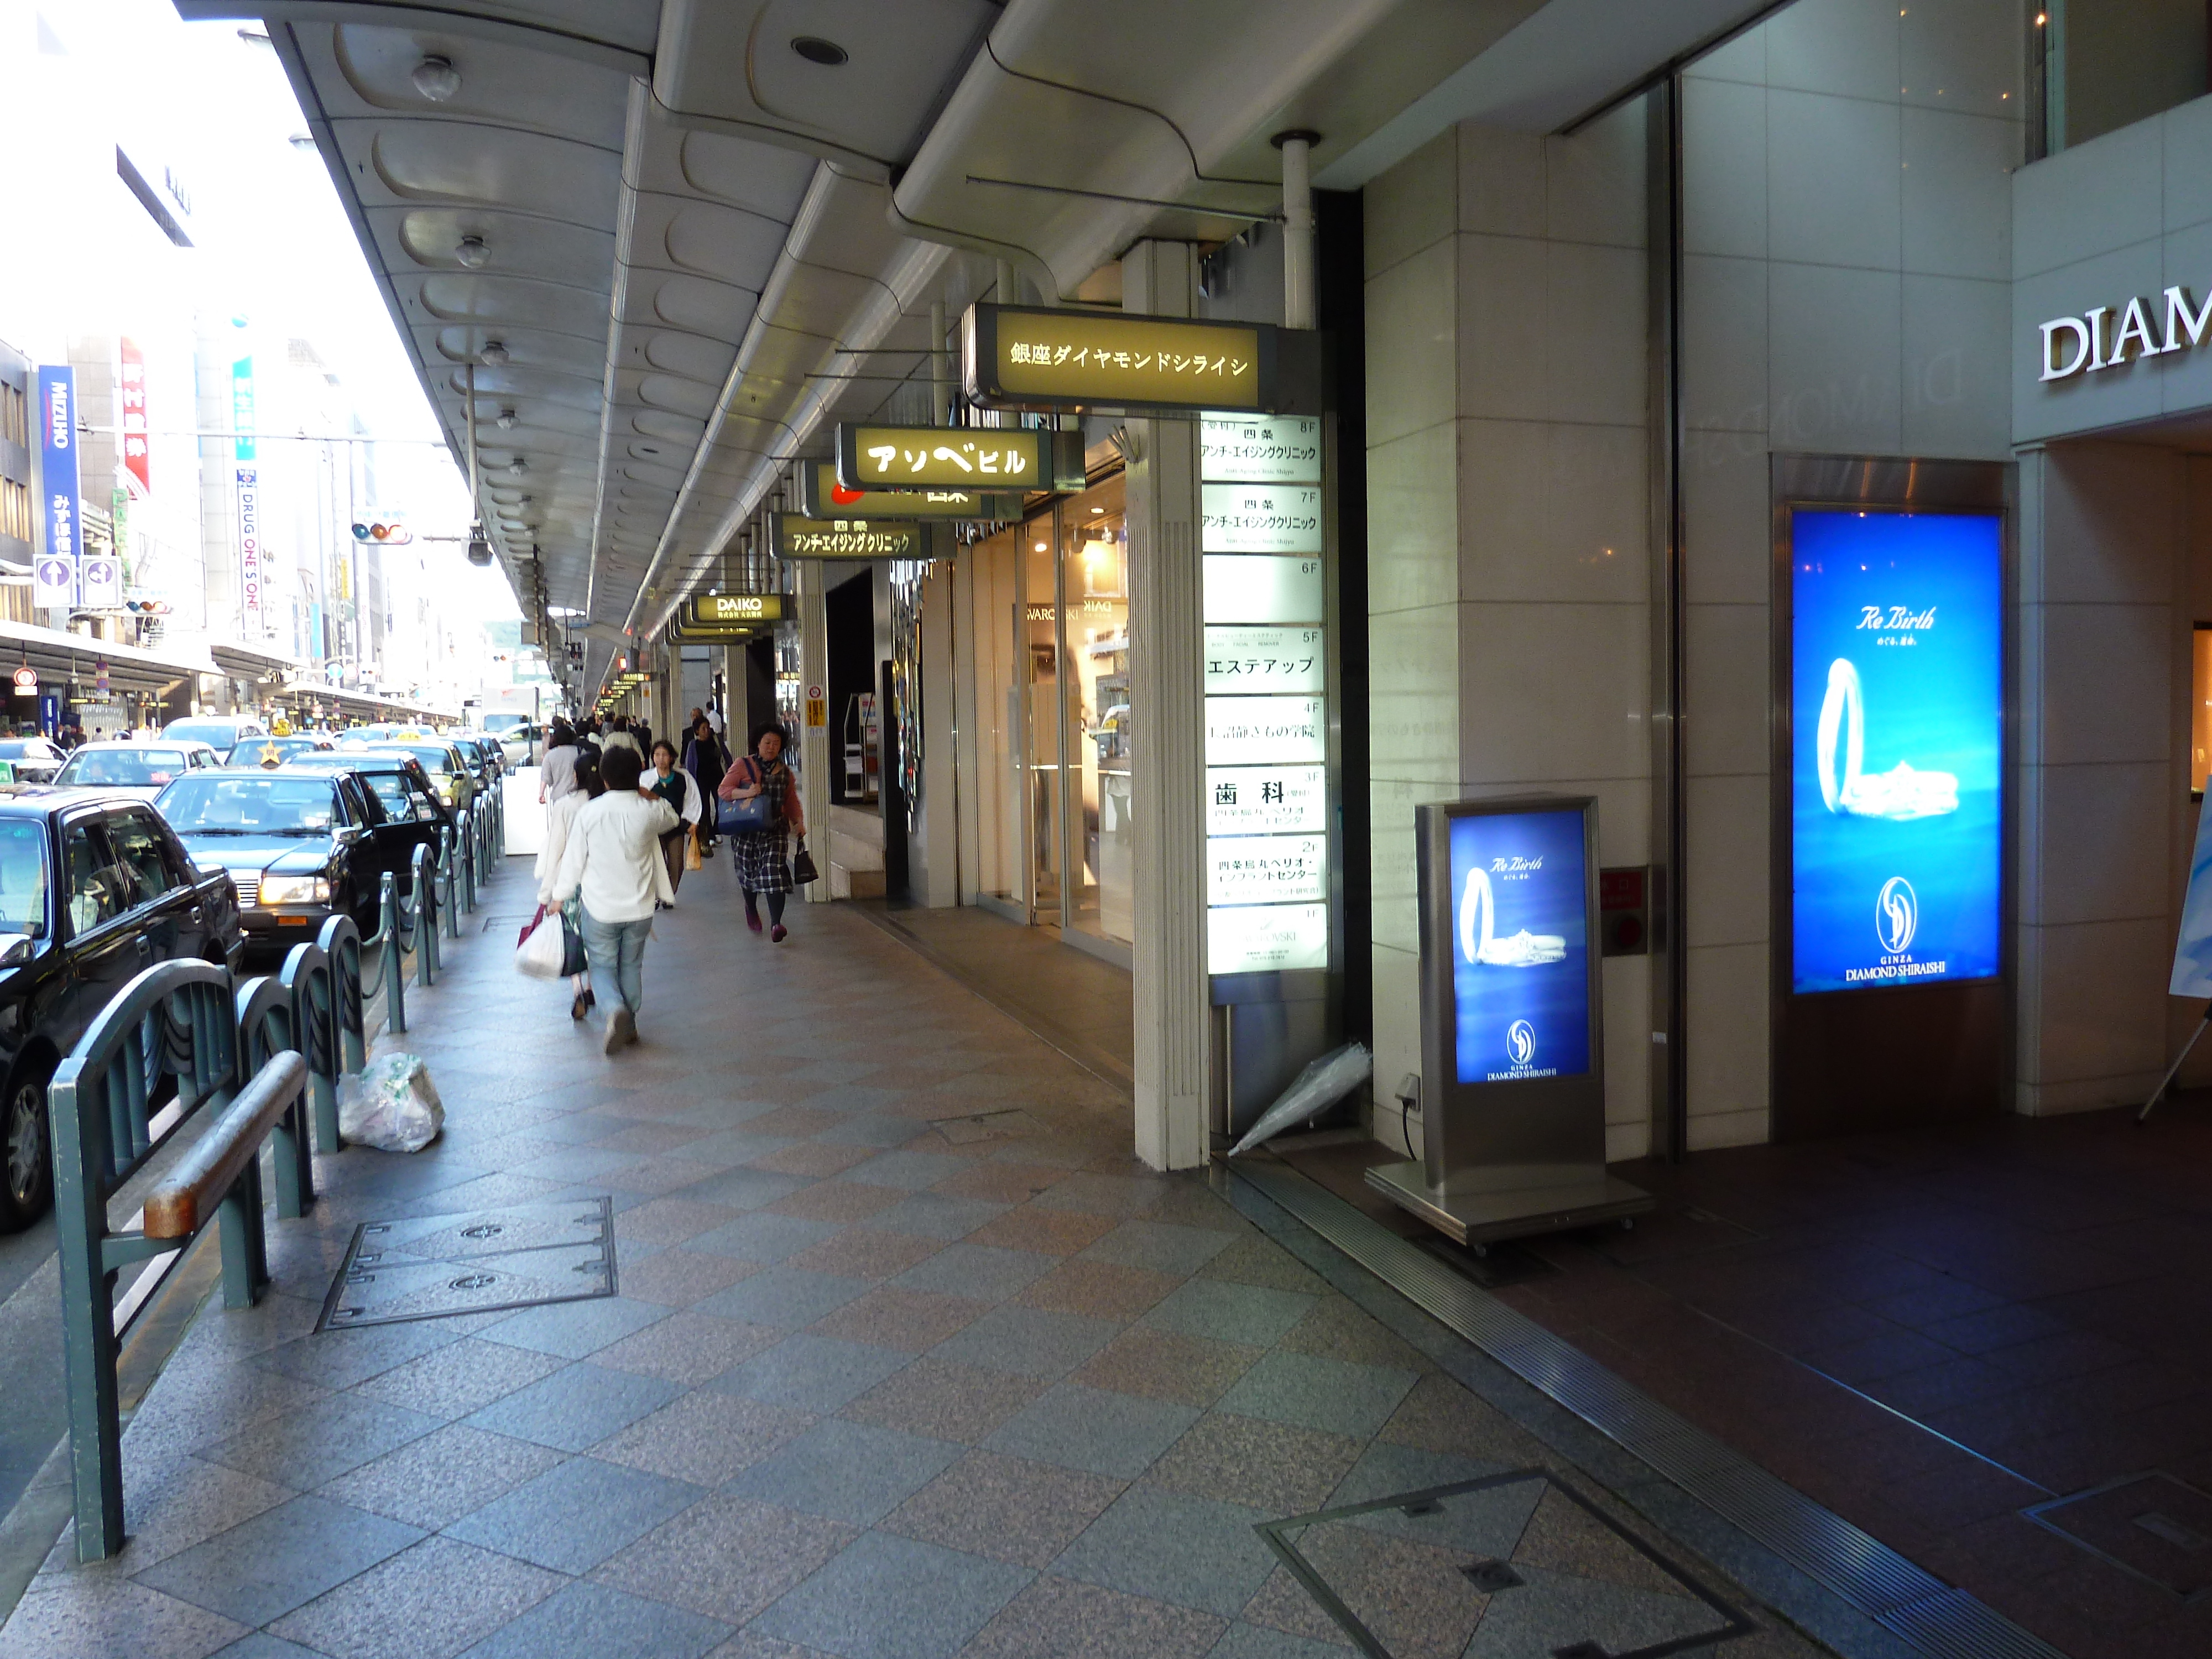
[1025,526,1063,916]
[1060,476,1131,946]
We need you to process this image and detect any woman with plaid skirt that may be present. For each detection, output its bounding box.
[719,722,805,941]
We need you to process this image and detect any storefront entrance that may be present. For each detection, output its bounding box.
[962,470,1131,963]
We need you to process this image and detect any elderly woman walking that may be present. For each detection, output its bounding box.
[719,721,805,942]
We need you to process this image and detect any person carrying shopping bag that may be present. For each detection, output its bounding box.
[719,722,805,942]
[647,739,702,898]
[535,750,602,1020]
[548,745,677,1052]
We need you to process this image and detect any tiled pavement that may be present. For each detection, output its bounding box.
[0,854,1836,1659]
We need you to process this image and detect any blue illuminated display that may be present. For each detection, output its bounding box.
[1447,808,1590,1083]
[1791,509,2002,994]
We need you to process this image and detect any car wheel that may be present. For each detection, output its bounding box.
[0,1067,54,1231]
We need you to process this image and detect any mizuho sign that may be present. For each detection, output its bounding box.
[2038,286,2212,380]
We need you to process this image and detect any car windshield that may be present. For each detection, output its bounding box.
[0,820,49,939]
[158,776,338,834]
[482,714,525,733]
[163,722,248,747]
[372,744,455,774]
[54,748,189,787]
[0,741,49,760]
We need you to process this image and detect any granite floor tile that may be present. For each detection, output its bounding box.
[592,1389,816,1487]
[982,1383,1199,1479]
[511,1145,648,1183]
[966,1207,1121,1257]
[714,1333,915,1411]
[205,1634,333,1659]
[1196,1237,1329,1296]
[58,1455,292,1576]
[728,1417,962,1526]
[197,1392,445,1493]
[1071,1328,1266,1408]
[814,1114,932,1149]
[1081,1220,1239,1279]
[880,1449,1125,1568]
[959,1573,1226,1658]
[1238,1566,1356,1649]
[445,1456,705,1574]
[1017,1260,1183,1323]
[612,1197,745,1246]
[0,1577,246,1659]
[589,1310,780,1385]
[840,1357,1048,1444]
[1030,1172,1172,1218]
[809,1286,988,1351]
[752,1530,1032,1659]
[1275,1299,1434,1373]
[928,1161,1072,1205]
[317,1423,566,1531]
[1142,1280,1317,1349]
[1218,1352,1418,1440]
[614,1249,763,1307]
[461,1361,684,1452]
[1051,1484,1277,1619]
[594,1121,717,1157]
[267,1535,563,1659]
[347,1338,569,1420]
[784,1227,946,1282]
[766,1180,907,1224]
[692,1266,869,1328]
[452,1580,729,1659]
[478,1296,671,1361]
[931,1305,1119,1381]
[686,1211,843,1264]
[671,1167,817,1211]
[677,1131,803,1168]
[748,1140,883,1177]
[250,1321,466,1394]
[1375,1374,1553,1467]
[739,1107,849,1139]
[596,1157,727,1196]
[866,1192,1012,1240]
[134,1494,424,1628]
[1149,1413,1363,1514]
[842,1149,975,1191]
[795,1083,913,1115]
[894,1243,1054,1303]
[591,1493,854,1624]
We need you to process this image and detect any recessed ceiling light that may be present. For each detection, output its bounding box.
[479,340,509,366]
[508,457,528,478]
[639,446,659,455]
[411,55,461,101]
[495,407,516,429]
[791,35,848,65]
[455,235,489,269]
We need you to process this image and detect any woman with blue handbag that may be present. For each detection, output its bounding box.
[718,722,805,941]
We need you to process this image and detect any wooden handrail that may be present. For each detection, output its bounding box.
[143,1053,307,1241]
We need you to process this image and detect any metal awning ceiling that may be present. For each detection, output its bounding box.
[184,0,1772,703]
[0,620,215,696]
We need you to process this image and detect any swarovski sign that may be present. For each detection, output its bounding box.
[2038,286,2212,380]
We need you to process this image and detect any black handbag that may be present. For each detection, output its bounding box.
[789,837,819,886]
[559,911,588,976]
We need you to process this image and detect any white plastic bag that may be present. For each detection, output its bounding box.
[337,1054,445,1152]
[1228,1042,1373,1156]
[515,910,564,979]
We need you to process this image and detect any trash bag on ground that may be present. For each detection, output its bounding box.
[1227,1042,1373,1157]
[337,1053,445,1152]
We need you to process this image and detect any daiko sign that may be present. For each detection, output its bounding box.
[2037,285,2212,380]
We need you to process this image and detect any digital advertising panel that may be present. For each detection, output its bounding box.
[1789,508,2002,995]
[1443,806,1592,1084]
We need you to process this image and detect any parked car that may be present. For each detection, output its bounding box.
[277,753,452,882]
[0,738,67,785]
[49,740,223,800]
[161,716,268,752]
[0,793,243,1229]
[224,734,335,768]
[343,739,478,815]
[155,768,434,963]
[479,713,537,766]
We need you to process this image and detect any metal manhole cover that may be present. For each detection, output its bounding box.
[1253,1469,1754,1658]
[316,1197,615,1332]
[2026,1473,2212,1600]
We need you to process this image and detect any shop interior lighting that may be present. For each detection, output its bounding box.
[411,55,461,101]
[478,338,509,365]
[455,236,489,269]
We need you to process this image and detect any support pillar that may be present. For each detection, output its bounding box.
[796,559,832,902]
[1123,239,1209,1170]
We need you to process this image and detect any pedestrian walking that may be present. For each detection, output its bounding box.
[539,718,580,807]
[682,713,727,851]
[548,745,678,1052]
[535,749,602,1020]
[646,739,701,897]
[602,716,641,760]
[719,721,804,942]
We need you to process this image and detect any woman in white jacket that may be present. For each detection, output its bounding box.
[645,739,702,898]
[534,750,601,1021]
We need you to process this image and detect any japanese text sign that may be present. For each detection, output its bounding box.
[964,304,1274,413]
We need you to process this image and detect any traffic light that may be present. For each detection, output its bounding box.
[349,519,413,545]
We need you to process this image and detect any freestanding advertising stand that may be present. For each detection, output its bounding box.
[1367,795,1651,1247]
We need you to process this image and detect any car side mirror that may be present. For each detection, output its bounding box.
[0,937,32,968]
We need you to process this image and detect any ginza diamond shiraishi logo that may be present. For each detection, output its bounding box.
[1876,877,1918,954]
[1506,1020,1536,1067]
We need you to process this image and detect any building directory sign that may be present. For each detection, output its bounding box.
[771,514,924,562]
[1789,508,2003,994]
[1199,415,1321,482]
[1443,805,1593,1083]
[35,366,78,608]
[963,304,1274,414]
[1199,484,1322,553]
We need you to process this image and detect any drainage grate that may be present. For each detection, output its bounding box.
[1254,1468,1752,1659]
[2025,1472,2212,1600]
[315,1197,615,1332]
[933,1108,1042,1145]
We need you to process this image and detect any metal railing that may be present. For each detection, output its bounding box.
[233,974,318,1218]
[50,961,305,1561]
